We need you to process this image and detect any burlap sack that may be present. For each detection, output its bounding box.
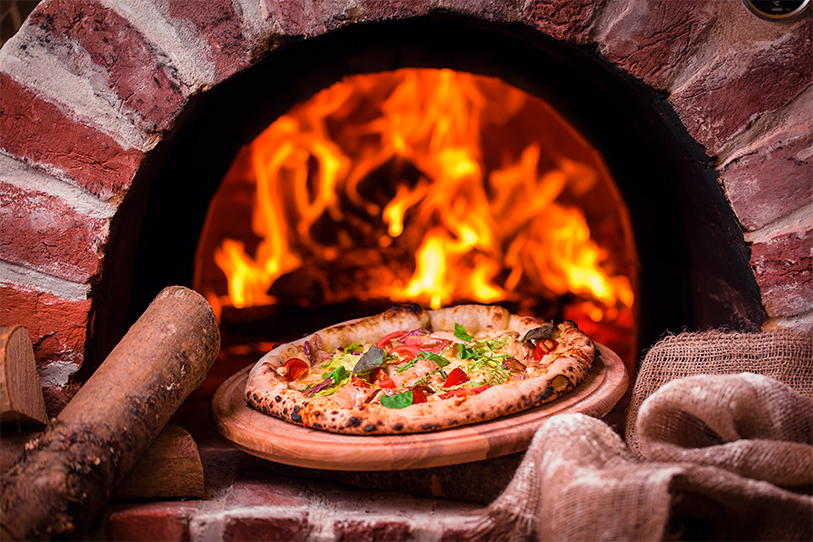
[626,329,813,458]
[471,330,813,541]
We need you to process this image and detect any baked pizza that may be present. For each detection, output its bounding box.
[244,304,595,435]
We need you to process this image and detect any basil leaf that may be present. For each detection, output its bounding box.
[352,345,387,374]
[454,323,474,342]
[417,351,451,367]
[522,323,554,343]
[325,365,349,385]
[380,391,413,409]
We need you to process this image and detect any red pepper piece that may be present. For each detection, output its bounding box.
[378,378,396,389]
[533,339,559,362]
[351,375,372,388]
[443,367,470,388]
[283,358,309,382]
[411,388,428,404]
[438,384,490,400]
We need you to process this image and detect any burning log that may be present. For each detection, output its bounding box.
[0,286,220,541]
[0,325,47,428]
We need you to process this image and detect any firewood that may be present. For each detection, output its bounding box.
[0,286,220,541]
[0,325,47,428]
[112,425,204,500]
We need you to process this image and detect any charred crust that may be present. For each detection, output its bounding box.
[252,393,259,402]
[275,396,282,403]
[363,424,377,432]
[314,411,321,417]
[422,424,439,430]
[283,408,288,414]
[393,424,403,431]
[347,417,362,427]
[389,303,423,316]
[537,382,554,402]
[291,406,302,423]
[313,423,322,429]
[448,420,458,426]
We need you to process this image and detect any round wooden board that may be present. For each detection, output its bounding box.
[211,343,628,471]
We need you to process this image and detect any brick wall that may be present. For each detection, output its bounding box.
[1,0,810,414]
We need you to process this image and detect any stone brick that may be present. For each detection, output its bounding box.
[165,0,250,84]
[750,225,813,317]
[720,124,813,231]
[222,513,309,542]
[0,73,144,201]
[26,0,187,134]
[599,0,722,89]
[333,518,412,541]
[0,181,107,283]
[0,285,90,369]
[522,0,604,44]
[670,17,812,154]
[106,502,196,542]
[259,0,333,37]
[358,0,434,22]
[436,0,517,22]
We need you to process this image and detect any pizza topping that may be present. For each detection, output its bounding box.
[454,323,475,342]
[281,358,309,382]
[438,384,491,400]
[351,345,388,374]
[304,334,332,364]
[443,367,470,387]
[502,357,527,373]
[376,330,409,349]
[381,390,414,409]
[533,339,559,362]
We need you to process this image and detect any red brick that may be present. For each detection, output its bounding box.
[106,502,195,542]
[227,479,310,508]
[26,0,187,133]
[41,384,73,419]
[750,226,813,316]
[523,0,604,44]
[222,514,309,542]
[721,125,813,231]
[671,17,812,154]
[333,519,412,542]
[0,181,106,282]
[259,0,330,37]
[600,0,722,89]
[0,73,143,201]
[438,0,516,22]
[0,285,90,368]
[165,0,250,84]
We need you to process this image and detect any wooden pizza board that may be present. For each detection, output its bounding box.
[210,343,628,471]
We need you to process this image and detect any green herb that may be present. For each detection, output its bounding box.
[321,352,361,370]
[325,365,349,385]
[416,351,451,367]
[454,323,474,342]
[411,367,447,389]
[395,359,416,374]
[458,343,478,360]
[380,391,414,409]
[351,346,386,374]
[344,341,364,354]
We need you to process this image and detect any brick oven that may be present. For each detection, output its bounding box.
[1,0,810,417]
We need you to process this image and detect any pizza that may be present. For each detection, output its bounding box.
[244,304,595,435]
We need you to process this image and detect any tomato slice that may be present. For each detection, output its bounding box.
[438,385,490,400]
[390,345,419,361]
[533,339,559,362]
[403,335,450,353]
[376,330,408,349]
[443,367,470,388]
[283,358,309,382]
[351,375,372,388]
[377,378,396,389]
[411,388,428,404]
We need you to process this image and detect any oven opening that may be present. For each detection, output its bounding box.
[192,68,638,370]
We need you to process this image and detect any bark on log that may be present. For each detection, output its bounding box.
[0,286,220,540]
[0,325,47,428]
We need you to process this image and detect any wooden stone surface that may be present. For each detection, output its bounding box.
[211,343,627,471]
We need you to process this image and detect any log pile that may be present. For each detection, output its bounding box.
[0,286,220,540]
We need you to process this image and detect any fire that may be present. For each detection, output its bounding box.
[208,68,634,321]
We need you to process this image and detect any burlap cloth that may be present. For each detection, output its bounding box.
[472,329,813,541]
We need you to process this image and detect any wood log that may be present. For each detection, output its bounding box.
[0,286,220,541]
[0,325,47,428]
[112,425,204,500]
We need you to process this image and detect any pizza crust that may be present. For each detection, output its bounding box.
[245,304,595,435]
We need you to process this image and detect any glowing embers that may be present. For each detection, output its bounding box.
[196,68,635,328]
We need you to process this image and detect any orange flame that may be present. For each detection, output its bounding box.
[211,68,633,319]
